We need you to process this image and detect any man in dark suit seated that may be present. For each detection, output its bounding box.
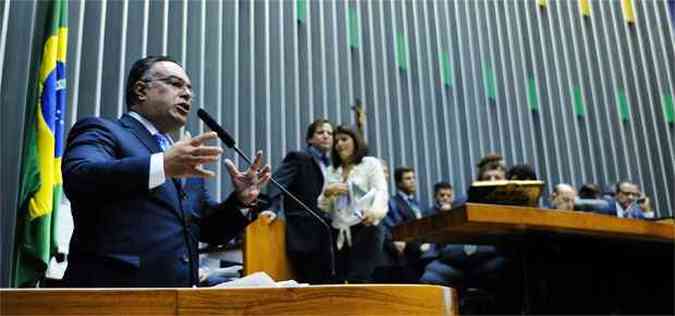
[61,56,271,287]
[376,167,434,283]
[261,119,336,284]
[597,181,653,219]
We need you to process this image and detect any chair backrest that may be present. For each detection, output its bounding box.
[243,217,295,281]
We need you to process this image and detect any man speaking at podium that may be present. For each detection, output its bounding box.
[61,56,270,287]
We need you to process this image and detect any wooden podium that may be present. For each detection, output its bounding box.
[1,285,457,316]
[392,203,675,314]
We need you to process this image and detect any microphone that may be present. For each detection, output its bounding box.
[197,108,336,278]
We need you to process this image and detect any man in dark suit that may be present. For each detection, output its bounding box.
[598,181,651,219]
[61,56,271,287]
[377,167,434,283]
[263,119,335,284]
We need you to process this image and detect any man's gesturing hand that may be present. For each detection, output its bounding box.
[164,132,223,178]
[225,151,272,206]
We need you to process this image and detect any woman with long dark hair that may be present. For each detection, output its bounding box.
[318,125,388,283]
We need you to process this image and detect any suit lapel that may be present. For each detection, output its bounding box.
[119,113,185,221]
[119,114,162,154]
[394,195,417,222]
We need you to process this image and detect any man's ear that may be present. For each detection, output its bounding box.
[134,81,147,101]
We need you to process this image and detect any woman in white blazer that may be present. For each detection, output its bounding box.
[318,125,388,283]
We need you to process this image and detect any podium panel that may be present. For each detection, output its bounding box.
[1,285,457,316]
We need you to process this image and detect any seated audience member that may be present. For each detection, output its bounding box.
[549,184,577,211]
[476,153,506,181]
[421,181,509,312]
[317,125,388,283]
[421,154,513,293]
[376,167,434,283]
[430,182,455,213]
[599,181,652,219]
[506,164,537,180]
[578,183,601,199]
[574,183,609,212]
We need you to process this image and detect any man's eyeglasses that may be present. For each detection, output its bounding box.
[143,76,193,95]
[619,190,641,198]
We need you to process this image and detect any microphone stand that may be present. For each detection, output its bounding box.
[225,145,337,280]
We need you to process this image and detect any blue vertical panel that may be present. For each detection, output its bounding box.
[553,0,585,186]
[309,0,323,120]
[236,1,253,160]
[322,0,337,124]
[385,1,406,171]
[184,0,201,135]
[336,1,351,126]
[623,1,671,212]
[359,1,379,154]
[99,0,123,119]
[146,0,164,56]
[432,1,455,187]
[296,1,311,131]
[589,1,620,188]
[282,0,300,151]
[75,0,104,119]
[452,1,475,186]
[478,0,501,157]
[607,1,652,192]
[167,0,185,60]
[203,0,222,196]
[425,1,450,187]
[567,2,599,185]
[253,0,266,162]
[465,1,488,163]
[509,1,541,177]
[493,1,522,165]
[406,0,431,204]
[269,0,284,170]
[545,1,574,184]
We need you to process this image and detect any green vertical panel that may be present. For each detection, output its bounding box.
[348,6,359,48]
[396,32,408,71]
[617,90,631,121]
[573,86,586,117]
[440,51,453,87]
[297,0,307,23]
[483,63,496,100]
[664,93,674,124]
[527,78,539,112]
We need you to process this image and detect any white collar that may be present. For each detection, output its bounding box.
[128,111,161,136]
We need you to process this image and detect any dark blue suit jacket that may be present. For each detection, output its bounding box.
[62,114,249,287]
[595,197,646,219]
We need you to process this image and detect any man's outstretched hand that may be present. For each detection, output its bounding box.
[164,131,223,178]
[225,151,271,206]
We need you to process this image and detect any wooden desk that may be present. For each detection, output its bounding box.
[393,203,675,244]
[1,285,457,316]
[392,203,674,314]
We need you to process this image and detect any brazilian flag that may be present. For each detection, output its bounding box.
[12,0,68,287]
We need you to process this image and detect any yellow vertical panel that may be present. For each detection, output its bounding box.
[580,0,592,17]
[537,0,548,8]
[622,0,636,23]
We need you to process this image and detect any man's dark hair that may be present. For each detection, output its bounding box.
[476,153,506,180]
[305,118,332,144]
[506,164,537,180]
[394,167,414,186]
[578,183,601,199]
[433,181,453,195]
[615,181,639,194]
[331,125,368,168]
[126,56,180,110]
